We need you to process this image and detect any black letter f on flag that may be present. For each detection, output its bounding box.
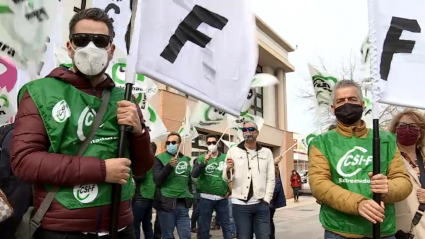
[161,5,229,63]
[381,17,421,81]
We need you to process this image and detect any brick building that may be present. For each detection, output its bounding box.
[149,16,297,198]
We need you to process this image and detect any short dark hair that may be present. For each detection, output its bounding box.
[167,132,182,143]
[205,134,218,141]
[150,142,157,155]
[69,8,114,39]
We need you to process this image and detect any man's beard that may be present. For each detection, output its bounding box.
[244,134,255,143]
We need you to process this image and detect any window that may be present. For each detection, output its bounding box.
[191,131,230,159]
[251,65,264,117]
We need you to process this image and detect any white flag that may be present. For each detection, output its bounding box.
[179,106,199,141]
[190,74,277,127]
[135,0,257,116]
[368,0,425,110]
[142,104,169,142]
[221,139,238,149]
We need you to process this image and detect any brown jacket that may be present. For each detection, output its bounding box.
[10,67,155,232]
[308,121,412,238]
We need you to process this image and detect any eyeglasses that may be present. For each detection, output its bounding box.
[165,141,178,145]
[70,33,111,48]
[206,141,217,146]
[242,127,256,132]
[397,122,420,131]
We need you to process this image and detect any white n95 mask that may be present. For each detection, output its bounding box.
[73,42,108,76]
[208,144,217,153]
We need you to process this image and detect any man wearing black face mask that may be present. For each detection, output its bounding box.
[308,80,412,239]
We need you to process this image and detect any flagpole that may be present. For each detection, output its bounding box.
[110,1,141,238]
[367,0,381,238]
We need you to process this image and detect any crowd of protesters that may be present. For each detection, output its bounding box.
[1,7,425,239]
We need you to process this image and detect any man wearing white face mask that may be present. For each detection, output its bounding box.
[222,121,275,239]
[10,8,154,239]
[192,135,232,239]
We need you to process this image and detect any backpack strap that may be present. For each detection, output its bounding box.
[28,89,111,231]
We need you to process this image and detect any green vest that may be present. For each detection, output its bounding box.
[310,130,397,236]
[196,153,228,196]
[140,168,155,199]
[157,152,193,199]
[19,78,133,209]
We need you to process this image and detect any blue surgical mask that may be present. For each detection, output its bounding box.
[167,144,178,155]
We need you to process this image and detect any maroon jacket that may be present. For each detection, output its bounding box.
[10,67,155,232]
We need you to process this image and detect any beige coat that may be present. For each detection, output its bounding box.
[395,159,425,238]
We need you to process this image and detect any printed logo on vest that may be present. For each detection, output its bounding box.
[73,184,98,203]
[336,146,372,178]
[52,100,71,123]
[175,161,188,175]
[205,163,218,174]
[77,106,96,141]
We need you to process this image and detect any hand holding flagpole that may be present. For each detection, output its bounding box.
[367,0,382,238]
[110,1,142,238]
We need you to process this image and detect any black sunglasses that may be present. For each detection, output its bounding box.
[206,141,217,146]
[166,141,178,145]
[242,127,256,132]
[70,33,111,48]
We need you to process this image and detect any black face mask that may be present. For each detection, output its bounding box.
[334,103,364,125]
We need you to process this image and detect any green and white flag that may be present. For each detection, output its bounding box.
[135,92,168,142]
[179,106,199,141]
[309,64,373,128]
[301,133,318,149]
[142,103,168,142]
[190,73,277,127]
[309,64,338,107]
[0,0,58,70]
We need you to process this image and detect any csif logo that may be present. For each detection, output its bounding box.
[205,163,218,174]
[336,146,373,178]
[175,161,188,175]
[73,184,98,204]
[52,100,71,123]
[77,106,96,141]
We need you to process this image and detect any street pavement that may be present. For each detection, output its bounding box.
[151,196,324,239]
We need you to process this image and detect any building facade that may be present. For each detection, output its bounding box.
[150,16,297,198]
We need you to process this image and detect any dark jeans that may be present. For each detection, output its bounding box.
[157,202,191,239]
[292,187,301,199]
[228,199,237,235]
[191,196,200,229]
[270,208,276,239]
[132,200,154,239]
[198,197,232,239]
[232,201,270,239]
[34,224,136,239]
[324,230,396,239]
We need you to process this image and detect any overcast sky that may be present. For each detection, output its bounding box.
[253,0,369,134]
